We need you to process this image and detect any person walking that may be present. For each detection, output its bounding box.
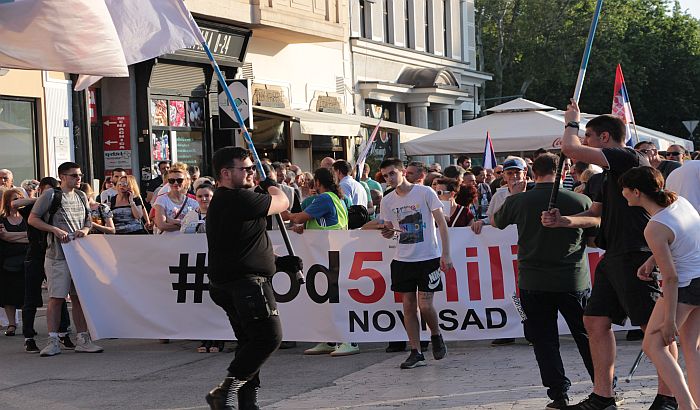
[493,153,595,409]
[366,158,451,369]
[620,166,700,410]
[28,162,103,357]
[204,147,302,410]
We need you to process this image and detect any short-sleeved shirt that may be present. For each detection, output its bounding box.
[339,175,368,207]
[154,194,198,221]
[598,147,651,255]
[206,187,274,284]
[666,160,700,214]
[493,183,593,292]
[364,178,382,193]
[379,184,442,262]
[31,188,91,260]
[304,192,346,228]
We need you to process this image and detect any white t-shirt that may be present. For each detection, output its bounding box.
[649,196,700,287]
[99,187,117,204]
[666,160,700,214]
[154,194,198,221]
[379,184,442,262]
[339,175,368,208]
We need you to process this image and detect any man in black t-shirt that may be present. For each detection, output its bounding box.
[204,146,302,410]
[542,101,674,410]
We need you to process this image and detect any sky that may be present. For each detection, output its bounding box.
[677,0,700,19]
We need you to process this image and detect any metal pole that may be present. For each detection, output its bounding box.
[548,0,604,210]
[178,5,304,284]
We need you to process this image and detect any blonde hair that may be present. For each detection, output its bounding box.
[1,188,25,217]
[117,175,142,198]
[167,162,191,190]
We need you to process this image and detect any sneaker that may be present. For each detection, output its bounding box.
[330,342,360,357]
[400,350,426,369]
[564,393,617,409]
[546,397,569,409]
[431,334,447,360]
[303,342,336,355]
[648,394,678,410]
[491,338,516,346]
[278,341,297,349]
[75,332,104,353]
[59,334,75,350]
[25,338,40,353]
[40,336,61,357]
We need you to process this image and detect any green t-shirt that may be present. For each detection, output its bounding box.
[493,182,594,292]
[363,178,382,193]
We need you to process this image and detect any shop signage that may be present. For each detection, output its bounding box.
[252,88,287,108]
[169,24,250,67]
[316,96,342,113]
[218,79,253,130]
[103,116,132,172]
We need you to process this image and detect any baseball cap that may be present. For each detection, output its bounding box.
[502,157,527,171]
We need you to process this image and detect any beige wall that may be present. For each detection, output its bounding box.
[0,69,48,177]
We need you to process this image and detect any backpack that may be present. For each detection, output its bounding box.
[347,204,369,229]
[41,187,88,250]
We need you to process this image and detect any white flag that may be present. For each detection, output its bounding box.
[76,0,199,90]
[0,0,128,77]
[0,0,199,90]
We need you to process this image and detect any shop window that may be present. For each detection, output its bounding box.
[0,98,37,182]
[150,97,205,171]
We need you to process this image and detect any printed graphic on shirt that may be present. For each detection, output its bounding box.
[393,203,426,244]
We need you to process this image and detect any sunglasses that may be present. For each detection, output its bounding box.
[666,152,682,157]
[168,178,185,185]
[231,165,257,173]
[639,148,657,154]
[495,171,503,175]
[436,190,453,195]
[62,173,83,179]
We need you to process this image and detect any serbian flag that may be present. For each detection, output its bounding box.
[482,131,497,169]
[611,64,636,146]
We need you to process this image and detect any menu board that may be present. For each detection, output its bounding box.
[175,131,203,169]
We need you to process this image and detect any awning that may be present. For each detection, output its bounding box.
[253,106,432,142]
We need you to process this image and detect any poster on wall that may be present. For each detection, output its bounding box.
[169,100,187,127]
[151,99,168,126]
[187,101,204,127]
[151,131,170,162]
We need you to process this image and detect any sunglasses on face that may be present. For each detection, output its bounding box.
[62,173,83,179]
[495,171,503,175]
[436,190,452,195]
[639,148,657,154]
[117,182,129,186]
[168,178,185,185]
[666,152,682,157]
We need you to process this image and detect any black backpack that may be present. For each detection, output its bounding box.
[347,205,369,229]
[41,187,88,250]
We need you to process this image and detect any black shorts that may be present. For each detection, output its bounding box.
[390,258,442,293]
[585,251,660,326]
[678,277,700,306]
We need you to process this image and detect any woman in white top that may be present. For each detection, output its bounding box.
[154,162,198,233]
[180,183,213,234]
[621,166,700,410]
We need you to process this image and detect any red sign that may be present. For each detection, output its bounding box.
[103,116,131,172]
[103,116,130,151]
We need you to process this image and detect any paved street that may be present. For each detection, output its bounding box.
[1,308,664,409]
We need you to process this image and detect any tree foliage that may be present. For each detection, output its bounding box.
[476,0,700,145]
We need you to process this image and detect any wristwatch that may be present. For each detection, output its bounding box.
[565,121,580,130]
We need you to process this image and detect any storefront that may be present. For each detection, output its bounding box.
[0,96,39,183]
[132,20,251,185]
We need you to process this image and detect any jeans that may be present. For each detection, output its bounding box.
[520,288,594,400]
[209,277,283,386]
[22,257,70,338]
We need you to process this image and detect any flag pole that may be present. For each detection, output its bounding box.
[355,112,384,181]
[178,4,304,283]
[549,0,604,210]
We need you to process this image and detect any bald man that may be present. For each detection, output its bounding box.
[320,157,336,169]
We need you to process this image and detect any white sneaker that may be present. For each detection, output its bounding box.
[303,342,337,355]
[330,342,360,357]
[75,332,104,353]
[40,336,61,357]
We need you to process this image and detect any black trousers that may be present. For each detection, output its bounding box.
[22,257,70,338]
[520,289,594,400]
[209,277,283,387]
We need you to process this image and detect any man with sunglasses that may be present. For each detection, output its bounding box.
[664,144,686,164]
[205,147,302,410]
[28,162,103,357]
[634,141,680,181]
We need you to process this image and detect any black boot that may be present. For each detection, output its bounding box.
[238,382,260,410]
[206,377,247,410]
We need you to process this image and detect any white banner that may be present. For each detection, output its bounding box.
[63,227,632,341]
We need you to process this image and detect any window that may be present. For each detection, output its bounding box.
[383,0,391,43]
[360,0,372,39]
[150,97,205,170]
[425,0,432,53]
[0,98,37,182]
[405,0,413,48]
[443,0,450,56]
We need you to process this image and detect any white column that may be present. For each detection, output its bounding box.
[434,107,450,166]
[450,105,462,126]
[409,103,429,128]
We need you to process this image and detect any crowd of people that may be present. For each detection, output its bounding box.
[1,103,699,409]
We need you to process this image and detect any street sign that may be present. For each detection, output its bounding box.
[218,79,253,130]
[682,120,699,135]
[103,115,131,172]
